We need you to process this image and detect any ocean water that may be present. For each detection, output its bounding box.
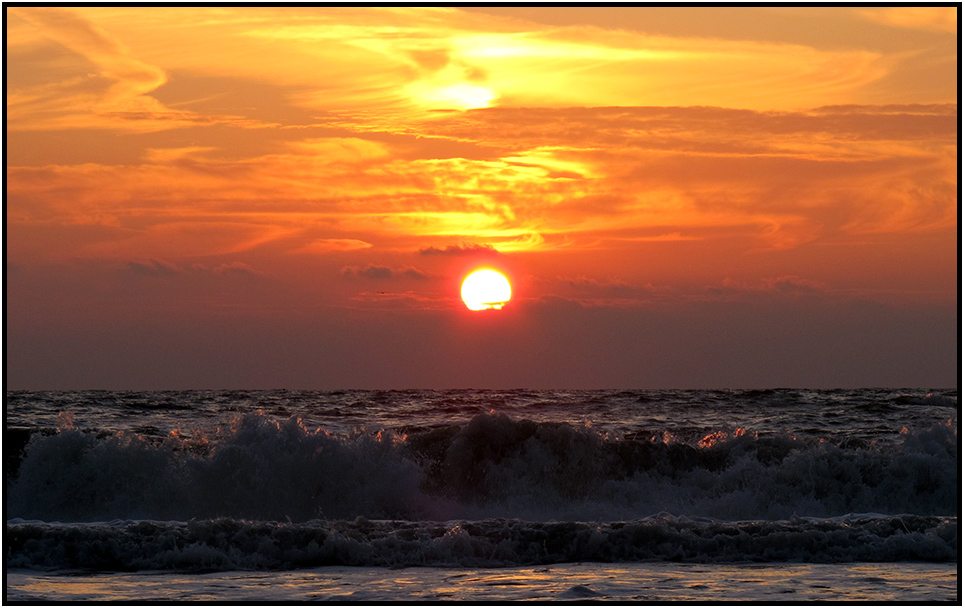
[4,388,959,601]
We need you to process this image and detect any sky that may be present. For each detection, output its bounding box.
[5,6,959,390]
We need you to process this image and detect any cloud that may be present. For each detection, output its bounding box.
[418,104,957,154]
[347,291,453,311]
[5,8,956,319]
[273,7,887,113]
[286,138,391,163]
[521,294,586,314]
[128,258,180,277]
[529,276,662,308]
[143,147,217,163]
[9,5,927,139]
[419,243,499,256]
[126,258,261,279]
[342,265,434,280]
[526,275,837,310]
[403,268,433,280]
[7,7,957,252]
[7,7,205,132]
[855,7,957,33]
[350,265,393,280]
[763,276,823,294]
[292,238,374,254]
[612,232,698,243]
[7,101,955,264]
[708,276,826,301]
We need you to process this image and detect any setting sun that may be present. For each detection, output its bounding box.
[461,269,512,311]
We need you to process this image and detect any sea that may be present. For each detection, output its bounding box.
[4,388,959,602]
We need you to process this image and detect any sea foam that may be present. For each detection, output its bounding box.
[6,514,956,571]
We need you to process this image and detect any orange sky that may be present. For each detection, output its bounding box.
[6,6,959,389]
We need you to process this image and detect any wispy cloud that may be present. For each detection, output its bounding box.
[7,101,955,264]
[292,239,374,254]
[419,243,499,256]
[342,265,434,280]
[855,7,958,33]
[128,258,180,277]
[8,5,921,136]
[126,258,261,278]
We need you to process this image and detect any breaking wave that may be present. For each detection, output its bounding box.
[7,412,957,523]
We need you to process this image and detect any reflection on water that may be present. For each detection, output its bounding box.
[7,562,957,602]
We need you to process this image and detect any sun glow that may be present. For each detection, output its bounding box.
[461,269,512,311]
[426,83,496,110]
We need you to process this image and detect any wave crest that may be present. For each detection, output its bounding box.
[6,412,957,523]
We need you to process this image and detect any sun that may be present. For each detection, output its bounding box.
[461,269,512,311]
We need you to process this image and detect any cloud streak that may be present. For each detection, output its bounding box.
[11,5,950,136]
[419,243,500,256]
[855,7,957,33]
[7,100,955,267]
[342,265,434,281]
[127,258,261,278]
